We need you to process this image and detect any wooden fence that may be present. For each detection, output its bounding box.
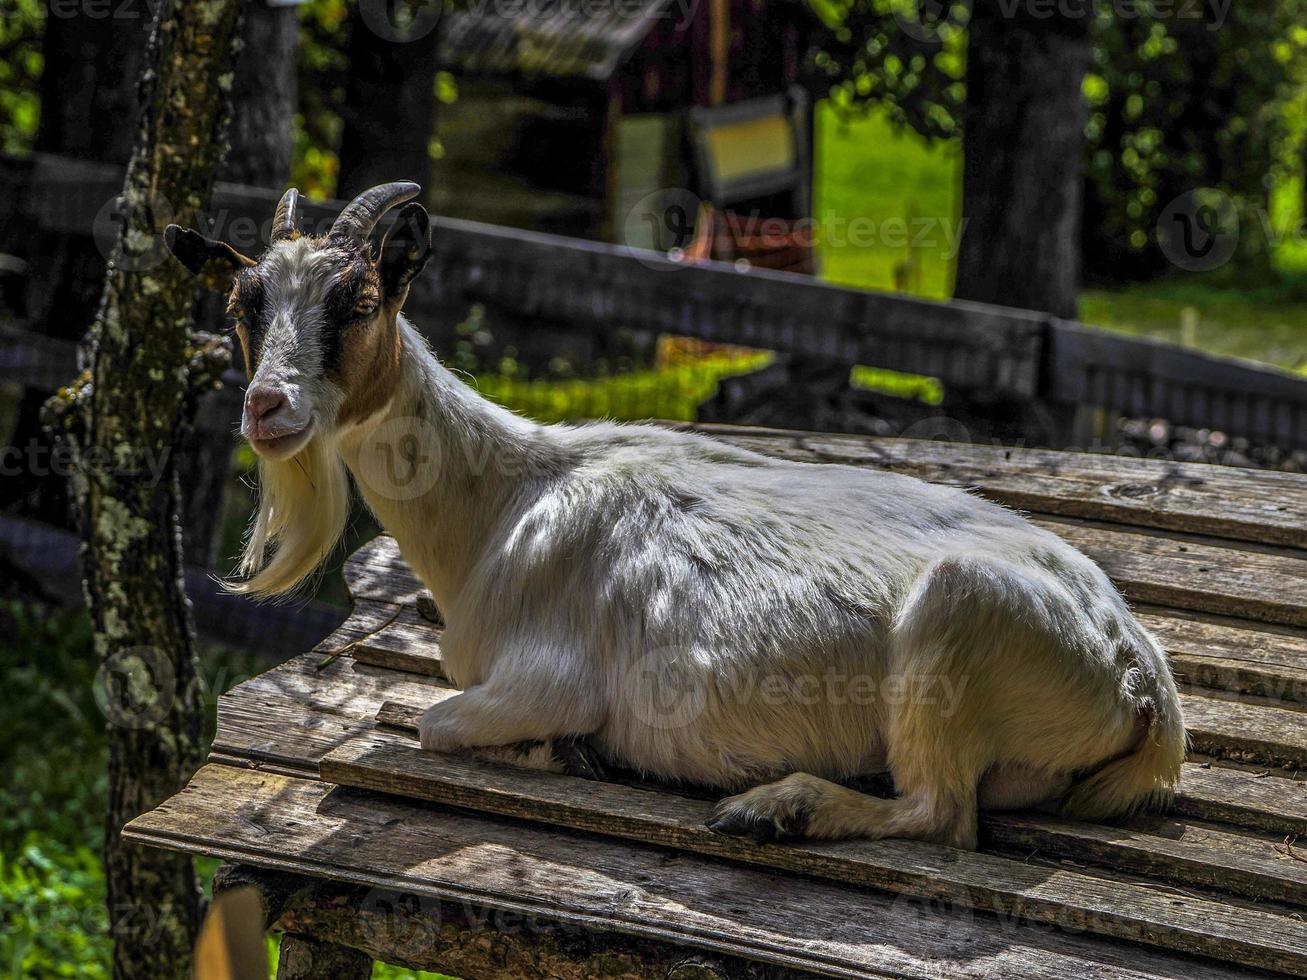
[4,151,1307,451]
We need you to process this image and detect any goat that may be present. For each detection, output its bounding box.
[165,183,1186,849]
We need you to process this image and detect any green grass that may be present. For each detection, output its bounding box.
[472,350,774,423]
[1079,283,1307,372]
[815,103,963,299]
[0,601,449,980]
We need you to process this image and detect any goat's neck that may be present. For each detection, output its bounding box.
[338,317,561,612]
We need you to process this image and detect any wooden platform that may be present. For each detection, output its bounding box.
[125,425,1307,978]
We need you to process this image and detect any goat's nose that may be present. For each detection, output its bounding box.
[246,386,288,422]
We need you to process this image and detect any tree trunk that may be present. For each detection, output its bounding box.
[335,4,440,198]
[952,3,1092,319]
[44,2,246,977]
[219,1,299,188]
[179,0,299,568]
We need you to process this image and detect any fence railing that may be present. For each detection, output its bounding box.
[4,151,1307,450]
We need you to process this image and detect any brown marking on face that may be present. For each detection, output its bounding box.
[333,303,403,428]
[234,323,254,380]
[227,272,265,379]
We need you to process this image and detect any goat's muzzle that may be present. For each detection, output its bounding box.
[243,384,314,460]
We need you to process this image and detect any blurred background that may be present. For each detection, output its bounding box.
[1,1,1305,976]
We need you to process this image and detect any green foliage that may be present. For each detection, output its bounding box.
[0,602,110,979]
[809,1,1307,284]
[294,0,351,197]
[1082,2,1307,281]
[0,0,44,154]
[807,0,968,139]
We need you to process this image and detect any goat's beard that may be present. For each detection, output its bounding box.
[225,436,350,600]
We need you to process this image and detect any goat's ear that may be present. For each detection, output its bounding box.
[164,225,255,293]
[378,203,432,299]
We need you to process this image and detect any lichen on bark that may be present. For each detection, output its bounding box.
[42,2,246,978]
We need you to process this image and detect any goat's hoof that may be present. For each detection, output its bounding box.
[706,791,812,844]
[552,735,610,780]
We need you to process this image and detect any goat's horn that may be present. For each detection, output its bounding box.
[330,182,421,242]
[271,187,300,242]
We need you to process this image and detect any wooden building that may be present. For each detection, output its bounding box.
[431,0,815,255]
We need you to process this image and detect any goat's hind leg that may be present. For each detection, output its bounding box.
[709,556,1034,849]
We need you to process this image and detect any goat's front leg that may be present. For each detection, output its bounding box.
[418,653,603,773]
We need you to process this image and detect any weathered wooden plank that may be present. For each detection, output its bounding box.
[691,424,1307,549]
[1171,762,1307,835]
[428,218,1049,398]
[1182,695,1307,770]
[1047,320,1307,447]
[980,812,1307,907]
[1039,518,1307,628]
[317,597,444,677]
[318,739,1307,976]
[372,700,1307,838]
[264,867,836,980]
[212,655,454,775]
[1137,607,1307,706]
[124,765,1279,980]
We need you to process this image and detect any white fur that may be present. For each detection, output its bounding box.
[248,312,1187,847]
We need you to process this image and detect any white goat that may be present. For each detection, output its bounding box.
[166,184,1186,848]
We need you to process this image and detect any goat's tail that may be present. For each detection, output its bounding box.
[1060,690,1187,822]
